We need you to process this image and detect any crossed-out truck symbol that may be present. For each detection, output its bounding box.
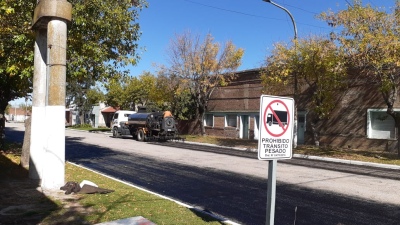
[266,110,288,127]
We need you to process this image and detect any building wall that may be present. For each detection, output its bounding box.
[205,70,261,139]
[207,70,262,113]
[5,108,30,122]
[205,69,400,152]
[311,79,399,151]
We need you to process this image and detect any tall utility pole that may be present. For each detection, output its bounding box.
[30,0,72,190]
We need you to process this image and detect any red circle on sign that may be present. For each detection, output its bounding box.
[263,99,290,137]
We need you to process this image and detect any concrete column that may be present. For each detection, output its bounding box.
[41,19,67,190]
[30,29,47,180]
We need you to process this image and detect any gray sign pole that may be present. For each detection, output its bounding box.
[266,159,277,225]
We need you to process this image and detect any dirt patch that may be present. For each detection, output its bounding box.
[0,177,93,225]
[1,146,93,225]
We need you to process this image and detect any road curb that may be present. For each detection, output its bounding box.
[292,154,400,170]
[184,141,400,170]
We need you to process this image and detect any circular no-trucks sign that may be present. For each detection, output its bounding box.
[258,95,294,160]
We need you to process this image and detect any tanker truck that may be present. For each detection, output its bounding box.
[126,110,182,141]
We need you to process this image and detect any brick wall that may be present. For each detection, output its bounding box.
[204,69,400,152]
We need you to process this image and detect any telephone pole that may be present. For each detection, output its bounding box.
[30,0,72,189]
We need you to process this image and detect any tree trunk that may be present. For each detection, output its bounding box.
[308,111,320,147]
[79,111,84,125]
[199,113,206,136]
[310,121,320,147]
[20,117,31,169]
[0,113,5,148]
[395,117,400,158]
[397,125,400,158]
[385,108,400,158]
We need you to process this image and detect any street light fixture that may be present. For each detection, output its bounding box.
[262,0,297,40]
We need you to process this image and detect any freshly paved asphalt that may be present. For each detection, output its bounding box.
[4,123,400,225]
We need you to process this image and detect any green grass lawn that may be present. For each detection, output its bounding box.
[68,124,111,133]
[0,141,225,225]
[63,163,223,225]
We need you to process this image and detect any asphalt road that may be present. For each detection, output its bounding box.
[5,123,400,225]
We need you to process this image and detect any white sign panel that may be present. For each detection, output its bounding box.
[258,95,294,160]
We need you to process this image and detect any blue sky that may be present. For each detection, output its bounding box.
[129,0,394,76]
[9,0,395,106]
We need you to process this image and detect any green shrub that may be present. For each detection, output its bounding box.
[71,123,92,129]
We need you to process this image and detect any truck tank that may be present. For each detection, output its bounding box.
[128,112,164,128]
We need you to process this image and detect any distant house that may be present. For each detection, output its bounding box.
[5,107,30,122]
[66,103,116,128]
[100,106,118,127]
[205,69,400,152]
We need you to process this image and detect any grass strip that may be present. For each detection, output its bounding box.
[1,141,228,225]
[64,162,225,225]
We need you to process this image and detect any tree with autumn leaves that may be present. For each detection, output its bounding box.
[261,36,347,145]
[106,31,245,135]
[162,32,244,135]
[321,0,400,155]
[262,0,400,155]
[104,31,244,135]
[4,0,400,154]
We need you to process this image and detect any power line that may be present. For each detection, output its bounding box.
[277,2,320,15]
[182,0,281,20]
[181,0,329,30]
[345,0,353,7]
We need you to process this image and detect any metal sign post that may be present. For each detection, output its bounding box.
[266,159,277,225]
[258,95,294,225]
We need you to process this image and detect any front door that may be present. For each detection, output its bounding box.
[241,115,249,139]
[254,116,260,140]
[297,114,306,144]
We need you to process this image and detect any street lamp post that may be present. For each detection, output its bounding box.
[262,0,298,147]
[262,1,298,225]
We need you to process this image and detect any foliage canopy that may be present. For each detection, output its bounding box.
[0,0,147,114]
[163,32,244,134]
[262,36,347,120]
[319,0,400,155]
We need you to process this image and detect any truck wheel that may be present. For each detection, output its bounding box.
[137,129,146,142]
[113,127,120,138]
[165,118,173,127]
